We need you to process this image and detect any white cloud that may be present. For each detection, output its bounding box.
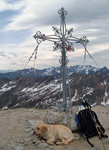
[0,0,109,70]
[0,0,24,12]
[5,0,108,31]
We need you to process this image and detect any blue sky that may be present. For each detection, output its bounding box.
[0,0,109,70]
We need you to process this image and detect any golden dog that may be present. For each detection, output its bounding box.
[34,122,74,146]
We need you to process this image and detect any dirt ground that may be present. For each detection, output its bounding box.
[0,105,109,150]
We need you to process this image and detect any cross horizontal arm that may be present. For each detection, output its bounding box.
[33,33,60,43]
[46,35,60,41]
[34,33,89,46]
[67,36,89,44]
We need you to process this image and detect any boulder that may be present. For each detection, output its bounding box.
[44,106,78,131]
[36,140,53,150]
[26,120,43,129]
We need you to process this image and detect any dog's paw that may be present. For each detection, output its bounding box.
[32,138,39,144]
[61,143,67,146]
[56,141,67,146]
[55,141,61,145]
[33,139,37,144]
[46,140,54,145]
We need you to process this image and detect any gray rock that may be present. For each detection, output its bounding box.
[44,109,78,131]
[1,145,15,150]
[37,142,53,150]
[0,143,15,150]
[70,117,78,130]
[35,140,41,145]
[48,106,59,112]
[16,144,24,150]
[38,142,48,148]
[102,138,109,144]
[44,110,64,124]
[41,140,45,143]
[24,139,32,142]
[26,120,43,129]
[62,113,68,125]
[16,139,24,144]
[28,131,34,136]
[24,139,32,145]
[16,138,20,143]
[24,128,32,133]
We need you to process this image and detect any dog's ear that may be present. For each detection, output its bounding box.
[41,125,47,133]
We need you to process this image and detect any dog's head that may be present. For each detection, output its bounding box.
[35,122,48,136]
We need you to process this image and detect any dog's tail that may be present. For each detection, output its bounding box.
[60,134,80,146]
[63,136,74,145]
[65,133,80,145]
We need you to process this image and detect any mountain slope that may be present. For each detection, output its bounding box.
[0,73,108,109]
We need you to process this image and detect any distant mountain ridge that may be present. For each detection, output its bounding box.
[0,65,109,79]
[0,70,14,73]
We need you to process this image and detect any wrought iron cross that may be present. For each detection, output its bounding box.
[32,7,89,111]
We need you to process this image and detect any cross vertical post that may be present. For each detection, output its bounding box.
[59,8,68,111]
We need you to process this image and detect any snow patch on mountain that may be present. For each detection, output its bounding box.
[101,99,109,105]
[21,87,38,93]
[86,87,94,95]
[71,89,78,102]
[19,79,61,102]
[0,81,16,94]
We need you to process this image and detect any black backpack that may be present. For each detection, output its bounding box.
[75,101,108,147]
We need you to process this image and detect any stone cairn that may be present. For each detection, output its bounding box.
[44,106,78,131]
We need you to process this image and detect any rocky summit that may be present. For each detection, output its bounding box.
[0,105,109,150]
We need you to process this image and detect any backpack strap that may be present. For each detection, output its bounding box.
[90,111,108,138]
[86,136,94,147]
[96,124,108,139]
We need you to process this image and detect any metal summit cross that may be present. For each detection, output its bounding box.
[32,7,89,111]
